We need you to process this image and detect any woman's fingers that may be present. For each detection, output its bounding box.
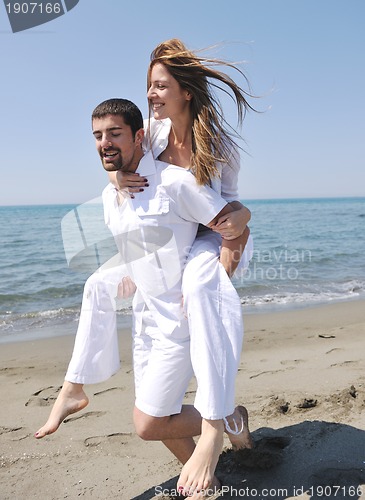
[116,171,149,190]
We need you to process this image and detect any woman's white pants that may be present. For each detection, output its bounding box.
[65,266,122,384]
[182,230,244,420]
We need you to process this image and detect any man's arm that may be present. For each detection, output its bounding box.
[207,204,250,277]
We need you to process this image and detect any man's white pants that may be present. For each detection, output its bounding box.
[65,230,249,420]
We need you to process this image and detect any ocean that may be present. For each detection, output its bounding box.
[1,197,364,343]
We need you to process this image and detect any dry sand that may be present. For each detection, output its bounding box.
[1,300,364,499]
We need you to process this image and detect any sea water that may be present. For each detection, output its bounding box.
[0,197,364,341]
[233,197,365,310]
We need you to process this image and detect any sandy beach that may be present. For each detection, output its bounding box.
[1,299,364,499]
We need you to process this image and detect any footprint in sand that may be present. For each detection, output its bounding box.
[0,425,22,435]
[0,366,35,373]
[280,359,305,366]
[329,360,360,368]
[0,366,35,380]
[25,386,62,407]
[325,348,343,354]
[250,369,287,379]
[0,426,30,441]
[64,411,106,424]
[84,432,133,449]
[93,387,126,396]
[326,386,360,406]
[262,396,291,416]
[295,398,318,409]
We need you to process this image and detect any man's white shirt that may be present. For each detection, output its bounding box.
[102,150,227,335]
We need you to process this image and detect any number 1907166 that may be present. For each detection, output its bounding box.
[5,2,62,14]
[307,485,364,497]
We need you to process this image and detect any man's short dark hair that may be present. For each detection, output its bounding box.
[92,98,143,136]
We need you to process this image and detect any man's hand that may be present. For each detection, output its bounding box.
[117,276,137,299]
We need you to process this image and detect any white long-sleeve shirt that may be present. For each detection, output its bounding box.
[143,117,240,202]
[102,150,228,335]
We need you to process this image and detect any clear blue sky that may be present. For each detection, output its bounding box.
[1,0,364,205]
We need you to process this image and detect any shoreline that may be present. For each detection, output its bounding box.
[0,298,364,498]
[1,294,364,346]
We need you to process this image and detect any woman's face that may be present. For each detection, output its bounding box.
[147,63,191,121]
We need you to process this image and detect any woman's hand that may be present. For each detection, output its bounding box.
[108,171,148,198]
[211,204,251,240]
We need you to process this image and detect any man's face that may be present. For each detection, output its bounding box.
[92,114,141,172]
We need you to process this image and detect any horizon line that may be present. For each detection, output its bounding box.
[1,194,365,208]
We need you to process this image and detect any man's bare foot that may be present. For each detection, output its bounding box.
[188,475,221,499]
[34,381,89,439]
[177,419,224,497]
[224,405,253,450]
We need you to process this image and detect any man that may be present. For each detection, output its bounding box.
[36,99,250,498]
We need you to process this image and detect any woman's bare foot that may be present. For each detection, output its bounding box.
[177,419,224,497]
[34,381,89,439]
[224,405,253,450]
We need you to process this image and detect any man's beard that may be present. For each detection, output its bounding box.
[101,152,124,171]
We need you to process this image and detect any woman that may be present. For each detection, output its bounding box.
[113,39,255,496]
[36,39,255,497]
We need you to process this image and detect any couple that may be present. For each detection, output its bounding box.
[36,39,254,498]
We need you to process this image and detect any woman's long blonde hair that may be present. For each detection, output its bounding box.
[147,38,256,185]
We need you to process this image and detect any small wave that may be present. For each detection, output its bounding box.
[239,280,365,309]
[0,302,133,336]
[0,307,79,334]
[0,284,85,316]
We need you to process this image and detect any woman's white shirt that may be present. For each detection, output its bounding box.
[143,117,240,203]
